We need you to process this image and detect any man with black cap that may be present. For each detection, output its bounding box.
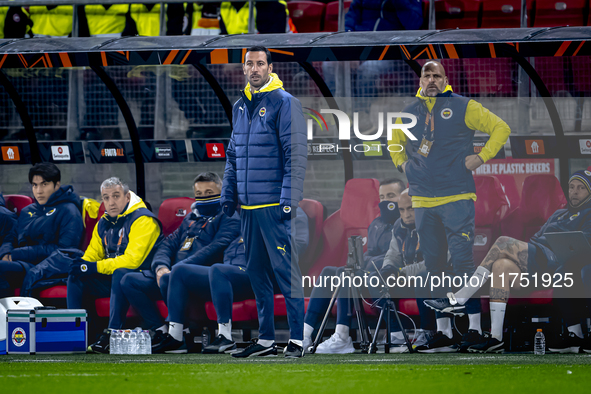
[425,170,591,353]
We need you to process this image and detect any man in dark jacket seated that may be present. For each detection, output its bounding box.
[301,179,405,353]
[0,193,17,246]
[123,172,240,353]
[425,170,591,353]
[67,177,163,353]
[0,163,83,298]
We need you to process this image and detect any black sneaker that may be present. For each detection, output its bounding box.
[582,335,591,354]
[416,331,457,353]
[203,334,237,354]
[548,331,583,354]
[151,329,166,345]
[283,340,304,358]
[231,339,277,358]
[152,333,186,354]
[423,293,466,316]
[467,332,504,353]
[88,329,110,354]
[457,329,485,353]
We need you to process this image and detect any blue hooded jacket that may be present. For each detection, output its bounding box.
[0,193,17,246]
[530,199,591,273]
[345,0,423,32]
[0,185,84,265]
[221,73,307,208]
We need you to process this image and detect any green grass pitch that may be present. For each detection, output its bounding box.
[1,353,590,393]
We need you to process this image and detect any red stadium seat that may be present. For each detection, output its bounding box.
[158,197,194,237]
[474,176,510,265]
[298,198,326,275]
[306,178,380,278]
[463,58,515,96]
[493,174,521,210]
[81,202,104,251]
[38,285,67,298]
[3,194,34,215]
[287,1,326,33]
[94,298,169,319]
[205,299,259,322]
[434,0,480,29]
[531,0,586,27]
[323,0,351,32]
[480,0,523,29]
[500,174,567,242]
[399,298,420,316]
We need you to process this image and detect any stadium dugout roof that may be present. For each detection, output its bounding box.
[0,28,590,68]
[1,28,588,195]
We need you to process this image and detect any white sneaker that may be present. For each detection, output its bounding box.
[315,333,355,354]
[390,332,406,346]
[302,337,312,354]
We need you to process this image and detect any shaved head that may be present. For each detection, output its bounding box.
[419,61,448,97]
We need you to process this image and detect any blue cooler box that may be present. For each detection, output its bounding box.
[6,308,87,354]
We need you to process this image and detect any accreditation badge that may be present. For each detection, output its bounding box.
[418,138,433,157]
[180,237,195,251]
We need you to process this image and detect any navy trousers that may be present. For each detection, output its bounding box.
[159,264,212,324]
[415,199,481,316]
[66,268,135,329]
[208,264,254,324]
[120,272,165,330]
[241,206,305,341]
[0,261,30,298]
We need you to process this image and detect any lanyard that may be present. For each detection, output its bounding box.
[104,228,124,258]
[423,112,435,141]
[401,230,420,266]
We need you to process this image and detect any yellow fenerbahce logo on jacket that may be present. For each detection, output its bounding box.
[259,107,266,117]
[441,108,453,119]
[46,208,56,216]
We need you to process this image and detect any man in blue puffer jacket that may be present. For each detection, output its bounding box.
[221,45,307,358]
[0,193,17,246]
[345,0,423,31]
[0,163,83,298]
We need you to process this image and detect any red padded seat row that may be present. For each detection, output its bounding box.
[500,174,567,242]
[3,194,34,215]
[287,1,326,33]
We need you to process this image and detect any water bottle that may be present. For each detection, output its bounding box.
[202,327,210,347]
[110,330,120,355]
[534,329,545,355]
[129,330,138,355]
[122,330,131,354]
[140,331,151,355]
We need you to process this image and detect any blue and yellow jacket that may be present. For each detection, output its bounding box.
[389,85,510,208]
[0,185,83,264]
[219,0,295,34]
[221,73,307,209]
[0,193,17,246]
[83,192,162,275]
[150,208,240,274]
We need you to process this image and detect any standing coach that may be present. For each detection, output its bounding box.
[389,60,511,352]
[221,46,308,358]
